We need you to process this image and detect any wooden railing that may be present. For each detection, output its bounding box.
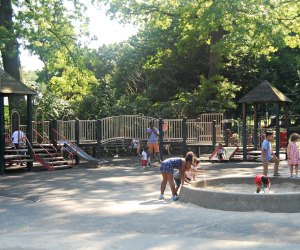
[4,113,227,146]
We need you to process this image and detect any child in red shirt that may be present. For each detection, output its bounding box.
[254,174,271,193]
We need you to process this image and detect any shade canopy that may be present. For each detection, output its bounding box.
[238,80,292,104]
[0,68,35,95]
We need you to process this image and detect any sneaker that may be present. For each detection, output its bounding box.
[172,195,178,201]
[159,194,164,200]
[273,173,281,177]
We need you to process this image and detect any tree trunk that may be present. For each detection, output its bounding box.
[208,29,228,78]
[0,0,26,124]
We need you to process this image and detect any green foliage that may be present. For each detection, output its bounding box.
[2,0,299,121]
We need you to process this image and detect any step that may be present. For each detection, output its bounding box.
[10,159,34,163]
[42,157,65,162]
[4,149,28,153]
[53,164,73,170]
[48,161,69,166]
[33,148,57,153]
[35,153,58,158]
[4,155,30,159]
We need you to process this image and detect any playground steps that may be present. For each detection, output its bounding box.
[32,143,71,171]
[4,147,31,168]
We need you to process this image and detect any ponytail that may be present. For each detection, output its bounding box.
[185,152,194,163]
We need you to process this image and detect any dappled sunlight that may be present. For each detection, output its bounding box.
[1,157,300,248]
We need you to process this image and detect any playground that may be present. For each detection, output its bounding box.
[0,157,300,250]
[0,78,300,249]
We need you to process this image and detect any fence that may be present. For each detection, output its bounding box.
[187,122,213,144]
[4,113,227,146]
[32,121,50,143]
[100,115,159,143]
[79,120,97,143]
[56,120,76,142]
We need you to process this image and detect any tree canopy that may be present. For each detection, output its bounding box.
[1,0,299,120]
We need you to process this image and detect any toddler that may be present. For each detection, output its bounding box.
[287,133,300,178]
[141,147,148,168]
[254,174,271,193]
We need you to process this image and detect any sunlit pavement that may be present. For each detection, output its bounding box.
[0,156,299,250]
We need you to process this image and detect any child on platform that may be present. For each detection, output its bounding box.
[254,174,271,193]
[287,133,300,178]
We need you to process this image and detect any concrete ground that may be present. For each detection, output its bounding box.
[0,156,300,250]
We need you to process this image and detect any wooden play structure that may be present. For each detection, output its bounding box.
[1,71,296,174]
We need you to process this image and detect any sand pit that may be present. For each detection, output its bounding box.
[204,182,299,194]
[179,177,300,213]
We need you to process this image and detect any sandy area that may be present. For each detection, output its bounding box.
[203,182,300,194]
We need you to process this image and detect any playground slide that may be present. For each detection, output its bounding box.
[59,140,102,165]
[209,147,239,161]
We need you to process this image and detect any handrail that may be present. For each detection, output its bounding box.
[4,133,23,163]
[52,128,78,157]
[23,136,54,171]
[33,128,58,158]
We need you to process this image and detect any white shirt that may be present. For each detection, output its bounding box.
[132,139,139,148]
[141,151,147,160]
[186,165,197,179]
[12,130,25,144]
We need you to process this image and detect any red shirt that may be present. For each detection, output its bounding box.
[254,175,269,185]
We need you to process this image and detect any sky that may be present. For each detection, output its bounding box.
[20,6,138,71]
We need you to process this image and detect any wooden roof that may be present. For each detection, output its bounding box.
[0,68,35,95]
[238,80,292,104]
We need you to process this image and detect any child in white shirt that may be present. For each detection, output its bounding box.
[141,148,148,168]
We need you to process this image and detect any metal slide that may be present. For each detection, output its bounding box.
[58,140,102,165]
[209,147,239,161]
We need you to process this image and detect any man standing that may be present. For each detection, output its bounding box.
[147,121,161,163]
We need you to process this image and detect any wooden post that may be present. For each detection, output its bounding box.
[196,117,201,157]
[0,95,5,175]
[224,121,228,147]
[26,95,33,171]
[182,117,188,157]
[75,119,80,164]
[159,118,164,161]
[212,120,216,149]
[253,103,258,149]
[50,120,58,148]
[242,103,247,161]
[283,103,290,159]
[275,102,280,157]
[96,119,102,159]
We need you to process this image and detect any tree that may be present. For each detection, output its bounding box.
[0,0,24,120]
[0,0,95,119]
